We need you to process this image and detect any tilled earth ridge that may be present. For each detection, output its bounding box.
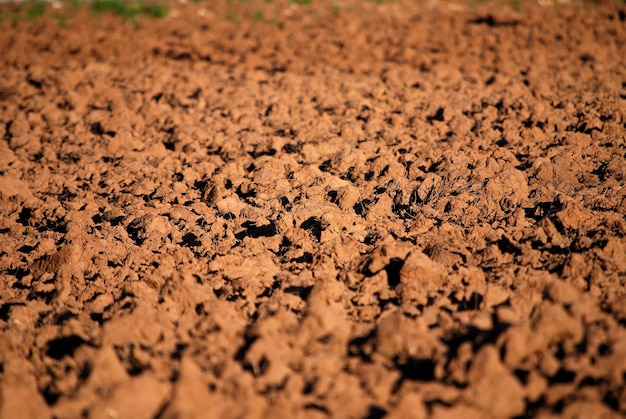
[1,1,626,417]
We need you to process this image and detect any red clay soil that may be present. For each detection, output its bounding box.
[1,0,626,417]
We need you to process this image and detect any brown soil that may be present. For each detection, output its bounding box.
[1,0,626,417]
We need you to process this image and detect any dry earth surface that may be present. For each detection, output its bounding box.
[1,0,626,417]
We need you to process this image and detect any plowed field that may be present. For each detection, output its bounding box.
[1,1,626,417]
